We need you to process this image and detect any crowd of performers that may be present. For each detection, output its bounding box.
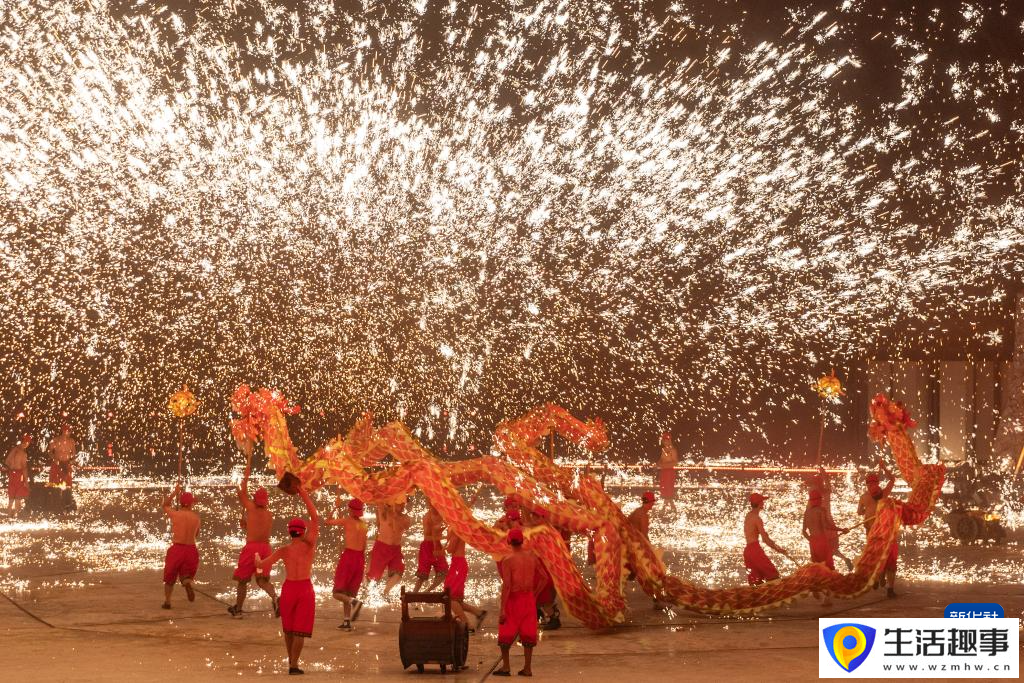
[3,425,78,514]
[5,429,907,676]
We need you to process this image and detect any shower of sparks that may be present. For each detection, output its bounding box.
[0,0,1022,463]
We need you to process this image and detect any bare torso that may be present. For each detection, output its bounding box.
[278,539,317,581]
[48,436,76,463]
[501,549,538,593]
[743,510,763,544]
[6,446,28,471]
[340,516,368,552]
[803,506,827,536]
[377,504,410,545]
[447,529,466,558]
[423,508,444,543]
[627,506,650,538]
[243,502,273,543]
[168,509,201,545]
[858,492,877,530]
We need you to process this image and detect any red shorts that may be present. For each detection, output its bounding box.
[7,470,29,499]
[163,543,199,584]
[48,462,72,486]
[332,548,366,595]
[416,540,448,578]
[367,540,404,580]
[444,556,468,601]
[233,541,272,582]
[280,579,315,638]
[884,541,898,572]
[808,533,835,570]
[659,468,676,500]
[498,591,538,647]
[743,541,779,585]
[534,563,556,605]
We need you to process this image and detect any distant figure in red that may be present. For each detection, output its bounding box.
[161,483,200,609]
[228,474,278,617]
[5,434,31,514]
[743,492,790,585]
[412,500,448,592]
[327,497,367,631]
[802,489,834,607]
[47,424,76,487]
[657,433,679,513]
[256,486,319,676]
[857,460,898,598]
[495,528,539,677]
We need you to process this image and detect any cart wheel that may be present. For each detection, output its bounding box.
[416,664,424,673]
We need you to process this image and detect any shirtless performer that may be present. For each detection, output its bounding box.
[412,500,448,593]
[161,483,200,609]
[495,528,539,677]
[255,486,319,676]
[743,492,791,585]
[228,475,278,617]
[47,424,76,487]
[811,468,854,571]
[857,460,898,598]
[444,526,487,632]
[5,435,31,515]
[657,433,679,513]
[626,491,662,610]
[803,489,834,606]
[366,500,411,599]
[328,498,367,631]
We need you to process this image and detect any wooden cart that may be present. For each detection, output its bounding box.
[398,587,469,673]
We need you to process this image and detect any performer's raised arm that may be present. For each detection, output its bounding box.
[298,486,319,544]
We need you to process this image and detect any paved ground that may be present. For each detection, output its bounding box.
[3,564,1022,681]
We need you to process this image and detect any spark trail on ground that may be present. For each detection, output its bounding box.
[0,1,1021,456]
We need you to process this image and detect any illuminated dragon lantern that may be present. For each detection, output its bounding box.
[230,385,944,627]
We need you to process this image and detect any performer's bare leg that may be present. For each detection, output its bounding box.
[426,571,446,592]
[256,576,279,606]
[885,568,897,597]
[288,634,305,670]
[234,580,248,611]
[498,645,511,674]
[163,582,174,608]
[521,645,533,677]
[383,572,403,597]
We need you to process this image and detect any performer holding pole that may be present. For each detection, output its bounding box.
[743,492,791,585]
[494,528,539,678]
[412,499,448,593]
[161,483,200,609]
[255,485,320,676]
[858,459,899,598]
[328,497,367,631]
[365,500,410,599]
[228,474,278,616]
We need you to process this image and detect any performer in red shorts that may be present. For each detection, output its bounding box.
[412,500,448,593]
[228,472,278,617]
[802,488,834,606]
[46,424,76,487]
[857,460,899,598]
[444,526,487,632]
[5,434,31,515]
[743,492,790,586]
[327,498,367,631]
[495,528,539,677]
[256,486,319,676]
[161,483,200,609]
[366,500,411,599]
